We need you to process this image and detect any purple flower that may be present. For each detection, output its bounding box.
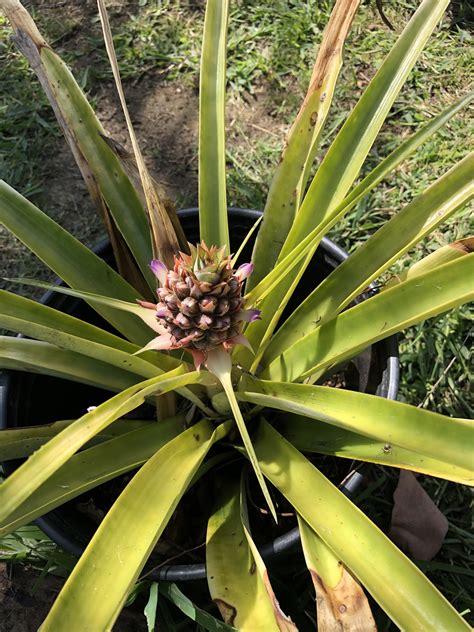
[150,259,168,286]
[237,308,261,322]
[235,262,254,282]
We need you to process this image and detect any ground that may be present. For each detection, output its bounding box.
[0,564,147,631]
[0,0,473,630]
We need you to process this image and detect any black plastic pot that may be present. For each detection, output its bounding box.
[0,208,399,581]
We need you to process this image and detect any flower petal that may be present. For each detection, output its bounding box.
[137,299,157,310]
[156,306,169,319]
[235,262,254,282]
[150,259,168,286]
[135,304,167,334]
[236,308,261,322]
[180,331,200,346]
[205,345,232,374]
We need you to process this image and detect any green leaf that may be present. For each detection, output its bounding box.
[0,418,154,461]
[0,286,216,415]
[124,580,153,608]
[252,421,471,631]
[41,418,230,631]
[382,237,474,290]
[244,253,310,374]
[0,367,203,525]
[263,153,474,364]
[248,0,359,289]
[275,414,473,485]
[242,0,450,358]
[298,516,343,588]
[239,377,473,472]
[282,0,450,257]
[238,103,474,373]
[262,255,474,381]
[327,91,473,235]
[40,43,155,287]
[1,416,184,535]
[96,0,180,271]
[1,0,155,288]
[238,474,297,631]
[199,0,230,251]
[230,215,262,268]
[0,289,139,354]
[0,291,167,378]
[5,276,163,338]
[144,583,159,632]
[4,0,154,297]
[244,93,474,318]
[206,349,277,522]
[0,181,152,345]
[0,336,140,392]
[160,583,237,632]
[206,473,292,631]
[0,290,214,411]
[157,599,177,631]
[0,420,72,461]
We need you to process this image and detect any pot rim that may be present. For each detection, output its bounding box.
[0,207,400,581]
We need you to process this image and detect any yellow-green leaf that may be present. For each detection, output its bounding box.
[1,416,184,534]
[41,418,230,631]
[262,255,474,382]
[275,413,473,485]
[0,367,203,525]
[199,0,230,251]
[298,516,376,631]
[263,153,474,365]
[239,377,473,472]
[207,474,290,631]
[253,421,470,631]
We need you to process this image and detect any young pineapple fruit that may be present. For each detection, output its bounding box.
[139,242,260,367]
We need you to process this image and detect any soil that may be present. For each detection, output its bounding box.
[0,566,147,632]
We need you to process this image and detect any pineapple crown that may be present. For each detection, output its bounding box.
[137,242,260,368]
[186,243,230,284]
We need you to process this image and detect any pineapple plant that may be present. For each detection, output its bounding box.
[0,0,472,630]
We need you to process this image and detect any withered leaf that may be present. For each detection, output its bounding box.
[389,470,448,561]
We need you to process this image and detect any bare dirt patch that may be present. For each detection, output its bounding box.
[0,567,147,632]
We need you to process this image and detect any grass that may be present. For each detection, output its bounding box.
[0,0,473,628]
[0,15,58,198]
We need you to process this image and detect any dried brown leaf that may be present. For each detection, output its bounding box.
[96,0,180,268]
[311,568,377,632]
[262,571,298,632]
[389,470,448,561]
[100,134,188,253]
